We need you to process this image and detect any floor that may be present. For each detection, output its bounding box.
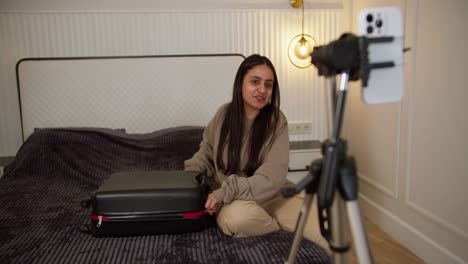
[347,218,426,264]
[286,172,426,264]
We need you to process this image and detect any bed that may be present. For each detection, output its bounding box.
[0,54,330,264]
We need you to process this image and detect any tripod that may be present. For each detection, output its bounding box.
[283,71,373,264]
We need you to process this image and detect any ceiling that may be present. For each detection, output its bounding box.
[0,0,343,11]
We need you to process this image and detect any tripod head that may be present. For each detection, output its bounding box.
[311,33,370,85]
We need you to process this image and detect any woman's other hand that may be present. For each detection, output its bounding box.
[205,193,218,215]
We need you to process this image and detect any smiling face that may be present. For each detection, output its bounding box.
[241,64,275,119]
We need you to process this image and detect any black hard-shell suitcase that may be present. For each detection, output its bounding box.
[81,170,211,237]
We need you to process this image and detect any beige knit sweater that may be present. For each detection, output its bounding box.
[184,104,290,205]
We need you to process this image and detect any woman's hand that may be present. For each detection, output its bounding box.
[205,193,218,215]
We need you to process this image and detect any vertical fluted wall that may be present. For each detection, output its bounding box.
[0,9,342,155]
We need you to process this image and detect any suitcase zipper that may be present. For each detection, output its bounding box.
[90,214,108,227]
[90,210,205,225]
[182,210,206,219]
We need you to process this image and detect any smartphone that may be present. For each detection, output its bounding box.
[358,7,404,104]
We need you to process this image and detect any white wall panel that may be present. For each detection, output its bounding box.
[0,9,342,156]
[343,0,468,263]
[406,0,468,241]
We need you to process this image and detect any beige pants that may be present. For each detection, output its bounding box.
[216,193,329,250]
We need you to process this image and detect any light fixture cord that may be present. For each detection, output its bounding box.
[301,2,304,36]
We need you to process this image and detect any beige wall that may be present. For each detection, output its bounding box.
[0,0,342,10]
[344,0,468,263]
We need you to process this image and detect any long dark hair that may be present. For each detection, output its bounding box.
[216,54,281,176]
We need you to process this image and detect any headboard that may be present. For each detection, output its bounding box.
[16,54,245,141]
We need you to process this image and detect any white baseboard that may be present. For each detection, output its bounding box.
[359,194,466,264]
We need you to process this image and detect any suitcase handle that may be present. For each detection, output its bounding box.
[193,173,206,185]
[193,173,212,201]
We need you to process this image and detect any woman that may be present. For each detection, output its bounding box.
[185,54,325,246]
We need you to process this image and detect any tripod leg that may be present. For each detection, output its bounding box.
[347,201,372,264]
[339,157,373,263]
[330,194,349,264]
[285,193,314,264]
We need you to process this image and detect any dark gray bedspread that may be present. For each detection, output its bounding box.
[0,128,329,264]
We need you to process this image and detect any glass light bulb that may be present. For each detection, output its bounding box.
[293,36,313,60]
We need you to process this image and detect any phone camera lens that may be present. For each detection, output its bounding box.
[367,26,374,34]
[376,18,383,28]
[366,14,373,22]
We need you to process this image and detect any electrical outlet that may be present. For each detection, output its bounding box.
[288,122,312,134]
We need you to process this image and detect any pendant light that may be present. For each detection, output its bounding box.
[288,0,317,69]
